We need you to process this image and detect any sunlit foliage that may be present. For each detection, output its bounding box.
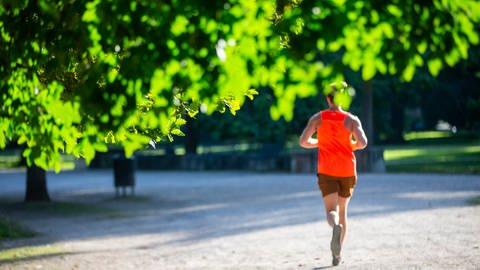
[0,0,478,170]
[275,0,479,81]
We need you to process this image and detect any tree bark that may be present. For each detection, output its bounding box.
[390,99,405,143]
[359,80,386,172]
[25,165,50,202]
[184,115,198,154]
[361,80,374,145]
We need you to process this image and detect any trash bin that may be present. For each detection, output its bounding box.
[113,156,136,196]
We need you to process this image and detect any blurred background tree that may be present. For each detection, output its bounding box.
[188,0,480,149]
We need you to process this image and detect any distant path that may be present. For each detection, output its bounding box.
[0,170,479,269]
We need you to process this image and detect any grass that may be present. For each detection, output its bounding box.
[467,196,480,206]
[5,201,127,219]
[0,150,75,170]
[0,244,68,263]
[0,215,36,241]
[384,145,480,162]
[109,195,152,203]
[138,142,266,156]
[403,131,453,141]
[383,143,480,174]
[0,156,21,169]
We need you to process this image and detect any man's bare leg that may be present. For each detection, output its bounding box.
[323,193,343,265]
[323,192,339,227]
[338,196,351,246]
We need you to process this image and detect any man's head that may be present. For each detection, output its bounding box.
[325,81,348,106]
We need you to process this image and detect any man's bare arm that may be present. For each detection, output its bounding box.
[299,114,321,149]
[348,115,368,150]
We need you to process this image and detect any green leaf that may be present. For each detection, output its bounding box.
[111,95,126,116]
[0,121,8,149]
[333,0,346,6]
[334,91,353,110]
[82,9,99,22]
[246,89,259,100]
[414,55,423,67]
[225,98,241,116]
[123,133,150,157]
[79,138,96,165]
[375,59,388,74]
[33,154,48,171]
[270,105,281,121]
[17,135,28,145]
[362,60,376,81]
[445,50,460,67]
[417,41,428,54]
[171,128,185,136]
[427,58,443,76]
[94,142,108,152]
[171,15,189,36]
[387,5,403,18]
[187,109,198,118]
[82,2,99,23]
[401,61,416,81]
[175,118,187,126]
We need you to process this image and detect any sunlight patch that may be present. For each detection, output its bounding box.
[396,191,479,200]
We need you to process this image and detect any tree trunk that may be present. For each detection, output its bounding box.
[25,165,50,202]
[390,99,405,143]
[359,80,386,172]
[361,80,374,145]
[184,115,198,154]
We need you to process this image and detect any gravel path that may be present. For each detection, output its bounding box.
[0,170,479,269]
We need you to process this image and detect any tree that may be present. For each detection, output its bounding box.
[1,0,479,200]
[418,44,480,132]
[272,0,480,143]
[1,0,274,200]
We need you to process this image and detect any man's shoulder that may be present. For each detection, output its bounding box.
[309,112,322,124]
[345,112,359,121]
[344,113,362,128]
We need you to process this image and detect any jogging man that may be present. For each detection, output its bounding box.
[299,81,368,266]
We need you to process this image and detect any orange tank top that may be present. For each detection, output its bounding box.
[317,110,356,177]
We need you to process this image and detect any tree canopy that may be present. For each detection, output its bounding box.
[1,0,479,171]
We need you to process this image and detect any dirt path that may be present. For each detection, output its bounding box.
[0,171,479,269]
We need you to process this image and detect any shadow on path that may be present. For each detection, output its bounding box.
[0,171,479,249]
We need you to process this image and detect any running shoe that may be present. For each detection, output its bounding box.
[330,224,342,265]
[332,255,341,266]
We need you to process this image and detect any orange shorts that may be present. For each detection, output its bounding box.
[317,173,357,198]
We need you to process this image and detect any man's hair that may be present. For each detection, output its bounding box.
[326,81,348,103]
